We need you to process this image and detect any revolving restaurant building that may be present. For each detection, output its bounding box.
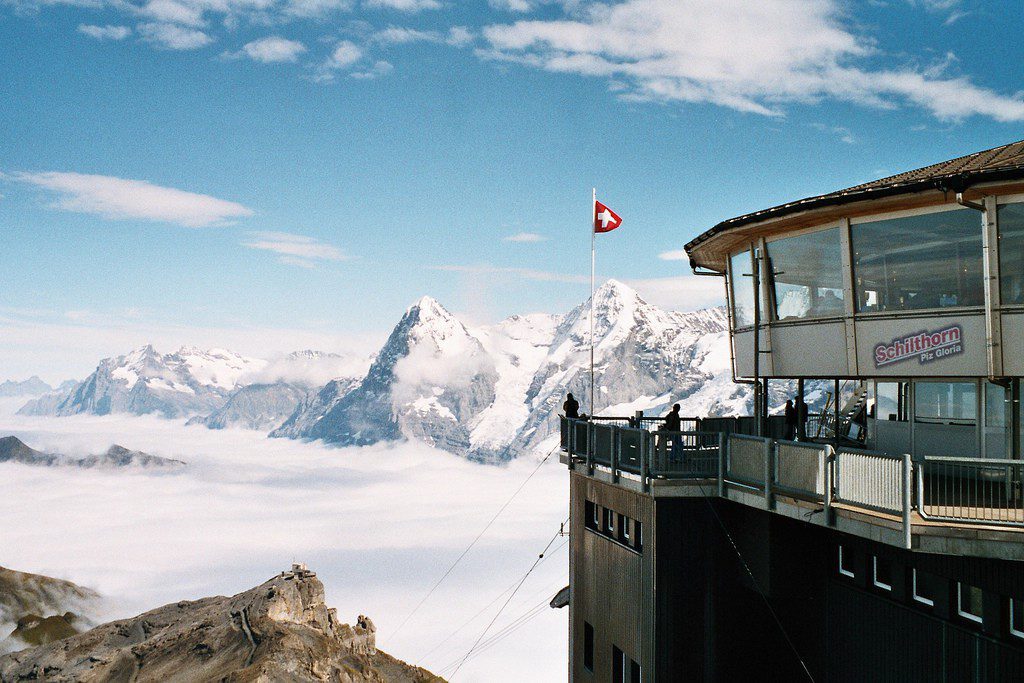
[561,139,1024,682]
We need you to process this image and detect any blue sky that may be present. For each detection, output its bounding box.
[2,0,1024,379]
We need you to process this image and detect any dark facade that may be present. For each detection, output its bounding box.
[570,472,1024,682]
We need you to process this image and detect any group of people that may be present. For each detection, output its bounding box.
[563,393,686,460]
[783,398,809,441]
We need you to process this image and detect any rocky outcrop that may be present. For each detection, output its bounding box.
[0,567,442,682]
[0,436,185,469]
[0,566,103,656]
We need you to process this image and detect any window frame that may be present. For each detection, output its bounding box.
[583,621,594,671]
[957,582,984,624]
[912,569,935,607]
[872,556,893,592]
[1011,598,1024,639]
[764,224,846,322]
[728,249,757,330]
[838,545,855,578]
[850,203,985,316]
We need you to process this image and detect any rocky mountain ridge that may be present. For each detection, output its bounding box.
[0,436,185,469]
[0,567,441,682]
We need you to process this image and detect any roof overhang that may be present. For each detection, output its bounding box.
[685,167,1024,273]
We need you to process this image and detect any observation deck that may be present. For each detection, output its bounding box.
[560,415,1024,560]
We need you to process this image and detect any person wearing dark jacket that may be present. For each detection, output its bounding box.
[784,400,797,440]
[664,404,683,461]
[563,393,580,419]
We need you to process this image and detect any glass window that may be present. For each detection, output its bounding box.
[958,583,984,623]
[1011,598,1024,638]
[915,382,977,424]
[876,382,909,422]
[612,646,625,683]
[985,381,1009,428]
[633,520,642,552]
[852,209,983,312]
[730,250,756,328]
[873,556,893,591]
[584,622,594,671]
[767,228,845,320]
[912,569,935,607]
[998,202,1024,305]
[838,545,855,578]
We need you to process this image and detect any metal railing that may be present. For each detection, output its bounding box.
[917,457,1024,527]
[775,439,827,502]
[726,434,767,490]
[834,447,905,515]
[649,431,719,478]
[558,416,1024,545]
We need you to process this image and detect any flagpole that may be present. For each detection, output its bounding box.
[590,187,596,418]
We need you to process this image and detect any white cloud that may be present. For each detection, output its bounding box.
[242,231,349,267]
[238,36,307,63]
[9,171,252,227]
[351,60,394,79]
[446,26,473,47]
[489,0,532,10]
[362,0,441,10]
[371,26,438,44]
[0,412,569,679]
[78,24,131,40]
[136,0,206,27]
[369,25,472,48]
[138,22,213,50]
[314,39,363,80]
[657,250,688,261]
[626,275,725,311]
[481,0,1024,122]
[503,232,545,243]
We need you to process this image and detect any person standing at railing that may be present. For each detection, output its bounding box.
[563,393,580,419]
[664,404,683,462]
[784,400,797,441]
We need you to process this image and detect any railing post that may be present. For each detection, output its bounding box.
[764,438,775,510]
[916,458,925,513]
[641,431,650,493]
[902,453,913,550]
[717,433,726,498]
[612,428,620,483]
[566,418,575,471]
[586,422,594,474]
[823,446,834,527]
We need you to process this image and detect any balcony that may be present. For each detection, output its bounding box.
[560,416,1024,559]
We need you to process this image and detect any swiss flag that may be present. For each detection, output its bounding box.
[594,200,622,233]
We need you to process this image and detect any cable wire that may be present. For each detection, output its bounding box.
[695,481,815,682]
[447,523,565,679]
[415,537,568,666]
[388,444,559,640]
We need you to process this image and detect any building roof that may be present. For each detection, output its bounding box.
[684,139,1024,263]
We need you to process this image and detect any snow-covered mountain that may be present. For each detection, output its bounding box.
[274,280,740,461]
[271,297,502,456]
[510,280,733,453]
[187,382,310,431]
[19,346,266,419]
[0,377,52,398]
[14,280,760,461]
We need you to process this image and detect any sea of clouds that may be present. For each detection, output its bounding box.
[0,398,568,680]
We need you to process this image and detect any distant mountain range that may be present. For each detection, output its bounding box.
[11,280,759,461]
[0,377,76,398]
[0,436,185,469]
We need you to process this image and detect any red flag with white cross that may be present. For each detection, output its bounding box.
[593,200,622,233]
